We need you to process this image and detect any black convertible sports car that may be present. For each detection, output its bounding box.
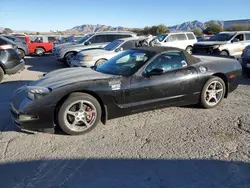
[11,47,242,135]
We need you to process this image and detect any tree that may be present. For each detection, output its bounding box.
[150,24,169,35]
[102,27,108,31]
[3,28,13,34]
[131,24,169,36]
[203,22,223,35]
[192,28,203,36]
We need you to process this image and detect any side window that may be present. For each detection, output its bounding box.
[89,35,106,43]
[235,34,244,41]
[146,51,187,73]
[176,34,187,41]
[0,38,8,45]
[48,37,56,43]
[118,34,132,39]
[165,34,178,42]
[120,41,136,50]
[245,34,250,41]
[187,33,195,40]
[105,35,117,42]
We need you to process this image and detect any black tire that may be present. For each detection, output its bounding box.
[0,67,4,83]
[58,93,102,135]
[220,50,229,56]
[185,46,193,54]
[95,59,107,67]
[18,48,25,59]
[200,76,226,109]
[64,52,76,66]
[35,48,45,56]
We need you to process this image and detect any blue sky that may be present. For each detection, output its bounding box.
[0,0,250,31]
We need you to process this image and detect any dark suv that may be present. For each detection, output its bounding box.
[1,34,29,58]
[0,36,25,82]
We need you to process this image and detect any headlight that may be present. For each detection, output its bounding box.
[26,86,51,100]
[79,55,93,61]
[213,45,220,49]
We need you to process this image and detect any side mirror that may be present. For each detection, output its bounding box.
[231,38,239,43]
[181,60,188,67]
[144,68,164,77]
[115,47,123,52]
[85,41,91,45]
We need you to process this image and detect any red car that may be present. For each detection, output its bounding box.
[16,35,53,56]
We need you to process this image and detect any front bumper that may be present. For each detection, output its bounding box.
[5,59,25,75]
[193,47,221,55]
[10,87,55,130]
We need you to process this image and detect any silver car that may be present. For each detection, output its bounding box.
[70,37,141,67]
[53,31,137,65]
[193,31,250,58]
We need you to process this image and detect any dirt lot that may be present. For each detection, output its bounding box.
[0,55,250,188]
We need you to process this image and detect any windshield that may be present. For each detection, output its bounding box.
[76,34,93,44]
[95,49,154,76]
[104,40,124,51]
[156,34,168,42]
[208,33,235,41]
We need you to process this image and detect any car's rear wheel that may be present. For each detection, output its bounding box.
[200,76,226,109]
[18,48,25,59]
[65,52,76,67]
[220,50,229,56]
[185,46,193,54]
[0,67,4,83]
[95,59,106,67]
[35,48,45,56]
[58,93,102,135]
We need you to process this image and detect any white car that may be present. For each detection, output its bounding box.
[70,37,140,67]
[152,32,197,54]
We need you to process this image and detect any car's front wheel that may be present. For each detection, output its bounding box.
[58,93,102,135]
[220,50,229,56]
[200,76,226,109]
[95,59,107,67]
[64,52,76,67]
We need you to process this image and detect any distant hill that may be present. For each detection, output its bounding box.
[64,19,250,34]
[63,24,129,34]
[168,19,250,31]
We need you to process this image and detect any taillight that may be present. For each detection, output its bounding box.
[0,44,13,50]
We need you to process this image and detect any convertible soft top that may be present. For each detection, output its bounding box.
[133,46,201,65]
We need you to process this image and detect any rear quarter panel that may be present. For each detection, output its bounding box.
[193,55,242,94]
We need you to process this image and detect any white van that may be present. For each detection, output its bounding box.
[153,32,197,54]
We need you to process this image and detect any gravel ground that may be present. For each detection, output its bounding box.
[0,55,250,188]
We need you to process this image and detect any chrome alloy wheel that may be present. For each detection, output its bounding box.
[63,100,97,132]
[204,81,224,106]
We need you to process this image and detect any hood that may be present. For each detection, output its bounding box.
[55,42,73,48]
[30,68,113,89]
[194,41,227,46]
[79,49,114,56]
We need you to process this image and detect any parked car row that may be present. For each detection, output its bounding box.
[53,31,138,65]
